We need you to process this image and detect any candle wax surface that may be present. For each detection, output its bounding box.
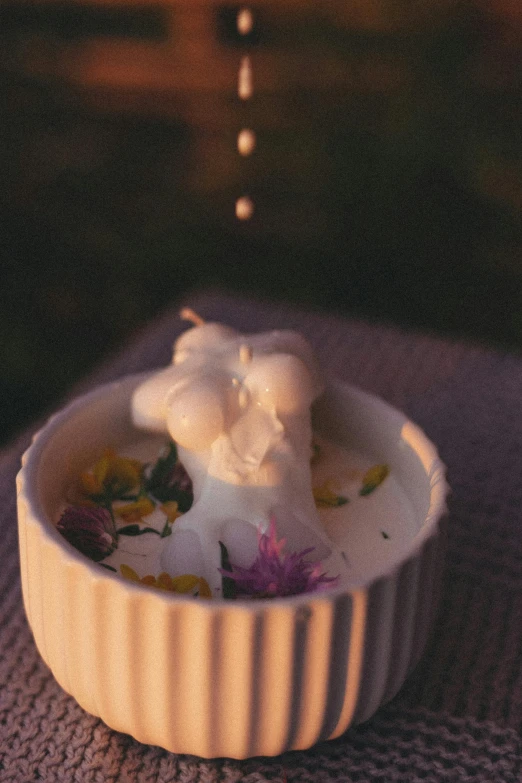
[99,434,417,587]
[131,322,348,592]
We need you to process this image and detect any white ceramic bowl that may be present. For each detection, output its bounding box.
[17,373,448,759]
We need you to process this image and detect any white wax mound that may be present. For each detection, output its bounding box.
[243,353,317,415]
[166,381,226,452]
[172,322,323,394]
[173,322,239,365]
[131,321,348,593]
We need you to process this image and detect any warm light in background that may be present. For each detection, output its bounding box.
[237,128,256,156]
[236,8,255,220]
[237,7,254,36]
[238,56,253,100]
[236,195,254,220]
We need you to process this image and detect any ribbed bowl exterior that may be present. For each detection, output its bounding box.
[17,375,448,758]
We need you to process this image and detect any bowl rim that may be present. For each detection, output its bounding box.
[18,372,449,607]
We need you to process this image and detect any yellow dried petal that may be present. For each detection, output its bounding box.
[115,496,155,519]
[93,450,113,486]
[107,460,141,491]
[161,501,183,523]
[171,574,201,594]
[79,447,144,503]
[79,471,102,496]
[313,481,348,508]
[88,448,143,497]
[360,464,390,496]
[197,578,212,599]
[120,564,140,582]
[157,572,175,590]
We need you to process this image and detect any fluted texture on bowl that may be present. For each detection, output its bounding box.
[17,375,447,758]
[16,508,445,757]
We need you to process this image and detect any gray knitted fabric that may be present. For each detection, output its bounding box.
[2,290,522,782]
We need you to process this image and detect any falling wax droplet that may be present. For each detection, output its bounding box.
[237,128,256,156]
[239,344,253,364]
[236,196,254,221]
[238,56,253,100]
[237,8,254,36]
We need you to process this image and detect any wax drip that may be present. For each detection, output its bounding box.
[236,8,255,221]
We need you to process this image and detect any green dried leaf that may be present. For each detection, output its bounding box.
[160,518,172,538]
[99,563,117,572]
[219,541,237,599]
[330,495,348,507]
[145,441,178,493]
[118,524,160,537]
[313,482,349,508]
[144,440,193,510]
[315,494,349,508]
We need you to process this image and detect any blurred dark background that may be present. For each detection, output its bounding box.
[0,0,521,446]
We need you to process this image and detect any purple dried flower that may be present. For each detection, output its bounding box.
[220,517,340,599]
[57,505,117,561]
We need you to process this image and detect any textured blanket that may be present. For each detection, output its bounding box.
[1,291,522,782]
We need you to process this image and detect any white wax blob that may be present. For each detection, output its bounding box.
[166,380,226,451]
[244,353,316,416]
[131,321,347,592]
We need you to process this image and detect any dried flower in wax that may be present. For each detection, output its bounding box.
[57,505,117,561]
[120,564,211,598]
[80,448,143,504]
[220,518,339,599]
[360,464,390,496]
[313,481,348,508]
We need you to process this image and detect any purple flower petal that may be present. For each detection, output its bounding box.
[220,517,339,599]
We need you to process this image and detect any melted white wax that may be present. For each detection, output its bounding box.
[130,322,416,594]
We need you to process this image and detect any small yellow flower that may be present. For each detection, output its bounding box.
[120,564,142,582]
[313,481,348,508]
[115,496,156,522]
[80,448,142,500]
[120,565,212,598]
[160,501,183,523]
[360,464,390,496]
[170,574,212,598]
